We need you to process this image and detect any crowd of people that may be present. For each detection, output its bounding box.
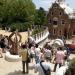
[19,41,71,75]
[0,34,71,75]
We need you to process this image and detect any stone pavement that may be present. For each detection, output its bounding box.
[0,53,56,75]
[0,53,75,75]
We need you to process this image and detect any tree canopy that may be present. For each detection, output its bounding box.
[0,0,36,31]
[34,7,47,26]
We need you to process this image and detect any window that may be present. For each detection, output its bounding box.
[60,12,62,15]
[53,29,56,34]
[73,30,75,35]
[53,17,58,25]
[61,20,65,24]
[54,5,57,8]
[51,12,53,15]
[59,30,62,35]
[53,21,57,25]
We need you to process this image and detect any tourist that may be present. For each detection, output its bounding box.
[19,45,29,74]
[51,47,57,63]
[35,57,52,75]
[35,44,40,63]
[0,47,3,58]
[53,47,65,72]
[56,55,69,75]
[44,47,52,62]
[39,48,45,62]
[30,46,35,62]
[4,36,9,48]
[66,46,71,61]
[0,34,3,41]
[0,36,6,52]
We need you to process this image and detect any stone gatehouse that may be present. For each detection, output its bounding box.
[47,0,75,39]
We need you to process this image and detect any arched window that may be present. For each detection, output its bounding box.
[53,17,58,25]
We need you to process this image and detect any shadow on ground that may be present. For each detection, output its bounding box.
[7,70,33,75]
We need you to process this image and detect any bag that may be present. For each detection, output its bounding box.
[40,62,51,75]
[27,50,30,63]
[30,53,33,58]
[27,56,30,63]
[46,69,50,75]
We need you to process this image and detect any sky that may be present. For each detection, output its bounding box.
[32,0,75,11]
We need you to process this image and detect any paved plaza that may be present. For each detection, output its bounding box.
[0,30,75,75]
[0,53,75,75]
[0,53,56,75]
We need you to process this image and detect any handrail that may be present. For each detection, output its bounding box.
[31,27,49,44]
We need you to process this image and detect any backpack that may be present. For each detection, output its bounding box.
[40,62,51,75]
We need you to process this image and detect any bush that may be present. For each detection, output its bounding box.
[69,58,75,69]
[65,58,75,75]
[10,22,31,32]
[32,27,44,35]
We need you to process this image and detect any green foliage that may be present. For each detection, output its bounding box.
[10,22,31,32]
[65,58,75,75]
[0,0,35,31]
[32,29,39,35]
[32,27,44,35]
[69,58,75,69]
[34,7,47,26]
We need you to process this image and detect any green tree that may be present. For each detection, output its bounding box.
[34,7,47,26]
[0,0,36,31]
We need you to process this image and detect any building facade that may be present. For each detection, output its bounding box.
[47,1,75,39]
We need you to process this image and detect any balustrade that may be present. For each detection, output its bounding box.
[31,27,49,44]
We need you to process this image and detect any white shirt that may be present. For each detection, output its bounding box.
[35,61,52,75]
[35,47,40,56]
[4,38,8,45]
[45,49,51,57]
[56,65,68,75]
[30,47,35,54]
